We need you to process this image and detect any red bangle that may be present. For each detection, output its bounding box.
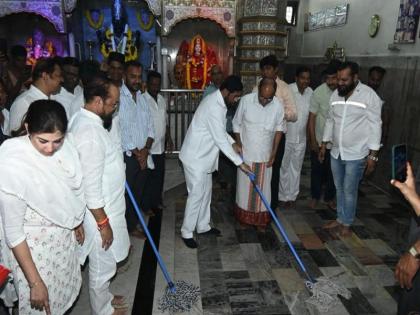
[97,217,109,230]
[97,217,108,226]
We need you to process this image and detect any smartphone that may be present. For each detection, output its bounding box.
[392,144,407,182]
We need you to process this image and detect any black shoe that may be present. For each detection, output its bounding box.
[198,227,221,236]
[182,237,198,248]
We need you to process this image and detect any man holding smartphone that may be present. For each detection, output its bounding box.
[319,61,382,237]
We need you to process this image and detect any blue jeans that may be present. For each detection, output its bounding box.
[330,155,366,226]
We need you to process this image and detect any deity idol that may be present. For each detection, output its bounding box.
[97,0,140,61]
[176,35,218,90]
[26,28,55,65]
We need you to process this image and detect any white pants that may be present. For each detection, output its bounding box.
[278,141,306,202]
[88,232,117,315]
[181,163,212,238]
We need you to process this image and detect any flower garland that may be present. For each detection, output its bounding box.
[100,27,138,62]
[186,55,207,89]
[85,10,104,30]
[136,11,154,31]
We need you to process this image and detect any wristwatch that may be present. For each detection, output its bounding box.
[368,155,379,162]
[409,246,420,259]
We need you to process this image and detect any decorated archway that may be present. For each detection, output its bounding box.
[0,0,66,33]
[162,0,236,38]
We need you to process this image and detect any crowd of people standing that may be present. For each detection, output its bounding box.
[0,45,418,315]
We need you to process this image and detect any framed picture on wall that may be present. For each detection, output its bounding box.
[394,0,420,43]
[305,3,349,31]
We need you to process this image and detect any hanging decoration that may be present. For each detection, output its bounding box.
[85,9,104,30]
[136,11,154,32]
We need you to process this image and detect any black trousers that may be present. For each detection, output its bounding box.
[124,154,150,232]
[270,135,286,209]
[310,149,336,202]
[143,153,166,210]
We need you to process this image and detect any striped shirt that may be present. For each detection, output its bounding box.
[323,82,382,161]
[118,83,154,153]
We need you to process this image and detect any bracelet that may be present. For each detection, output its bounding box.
[97,217,110,231]
[29,281,40,289]
[97,217,109,226]
[367,155,379,162]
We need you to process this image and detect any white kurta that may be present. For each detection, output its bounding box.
[144,91,168,155]
[0,136,86,315]
[179,90,243,238]
[1,108,9,136]
[69,109,130,315]
[279,83,313,202]
[9,85,48,133]
[51,86,84,120]
[69,108,129,264]
[232,92,285,225]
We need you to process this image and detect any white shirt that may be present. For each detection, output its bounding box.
[69,108,130,262]
[119,84,154,153]
[1,108,9,136]
[51,87,84,120]
[323,82,382,161]
[286,83,312,144]
[144,91,167,155]
[9,85,48,133]
[232,92,285,162]
[179,90,243,172]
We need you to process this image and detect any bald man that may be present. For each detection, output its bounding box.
[232,78,285,232]
[203,65,224,98]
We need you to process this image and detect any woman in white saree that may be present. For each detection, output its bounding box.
[0,100,86,314]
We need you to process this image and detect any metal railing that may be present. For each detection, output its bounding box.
[161,89,203,152]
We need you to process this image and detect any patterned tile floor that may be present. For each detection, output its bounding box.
[151,159,410,315]
[0,159,410,315]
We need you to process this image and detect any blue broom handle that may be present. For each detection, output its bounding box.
[247,173,314,283]
[125,182,176,291]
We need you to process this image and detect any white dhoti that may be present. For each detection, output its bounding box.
[181,163,212,239]
[278,141,306,202]
[234,161,272,226]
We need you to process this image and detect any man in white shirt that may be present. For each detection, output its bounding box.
[119,61,154,239]
[143,70,173,212]
[0,78,9,143]
[253,55,297,209]
[279,66,313,206]
[51,57,84,120]
[308,63,338,210]
[69,76,130,315]
[179,75,252,248]
[9,58,63,133]
[320,61,382,237]
[233,78,285,231]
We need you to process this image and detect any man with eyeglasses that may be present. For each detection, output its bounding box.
[69,76,130,315]
[179,75,252,248]
[51,57,84,120]
[278,66,313,208]
[232,77,285,232]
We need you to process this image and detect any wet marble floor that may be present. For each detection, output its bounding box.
[148,159,409,315]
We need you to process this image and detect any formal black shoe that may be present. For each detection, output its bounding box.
[198,227,221,236]
[182,237,198,248]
